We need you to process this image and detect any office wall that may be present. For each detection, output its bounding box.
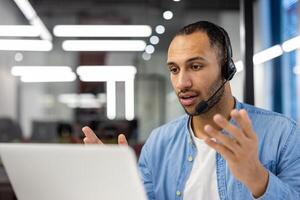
[0,0,25,120]
[19,50,78,138]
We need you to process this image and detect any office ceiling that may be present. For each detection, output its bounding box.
[29,0,240,10]
[26,0,241,52]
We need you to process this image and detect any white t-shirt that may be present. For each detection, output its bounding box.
[183,118,220,200]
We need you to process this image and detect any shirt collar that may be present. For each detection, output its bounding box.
[186,97,241,144]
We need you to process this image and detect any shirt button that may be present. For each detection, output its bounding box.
[176,190,181,196]
[188,155,193,162]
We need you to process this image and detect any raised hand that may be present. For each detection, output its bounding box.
[82,126,128,145]
[203,109,268,198]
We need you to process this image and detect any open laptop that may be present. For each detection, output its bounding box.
[0,143,147,200]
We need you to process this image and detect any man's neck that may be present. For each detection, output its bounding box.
[191,90,235,140]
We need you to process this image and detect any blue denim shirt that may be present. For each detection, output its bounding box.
[138,100,300,200]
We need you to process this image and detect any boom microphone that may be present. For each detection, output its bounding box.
[195,80,228,114]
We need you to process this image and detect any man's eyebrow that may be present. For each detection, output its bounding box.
[186,56,206,63]
[166,61,176,66]
[166,56,206,67]
[167,56,206,66]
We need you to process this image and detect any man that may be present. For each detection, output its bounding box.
[82,21,300,199]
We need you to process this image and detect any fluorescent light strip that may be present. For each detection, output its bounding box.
[77,66,137,82]
[75,94,100,108]
[53,25,152,37]
[77,65,136,120]
[31,18,52,41]
[125,79,135,120]
[59,93,91,104]
[20,72,76,82]
[78,75,135,82]
[77,65,137,75]
[282,35,300,52]
[11,66,75,82]
[106,81,116,120]
[0,25,40,37]
[13,0,36,20]
[11,66,72,76]
[13,0,52,41]
[63,40,146,52]
[58,93,102,108]
[231,35,300,74]
[0,39,52,51]
[253,45,283,65]
[79,75,134,82]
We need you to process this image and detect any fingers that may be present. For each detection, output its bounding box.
[213,114,246,144]
[204,138,235,161]
[118,134,128,145]
[82,126,103,144]
[204,124,241,152]
[203,109,256,159]
[82,126,129,145]
[203,110,258,165]
[231,109,255,139]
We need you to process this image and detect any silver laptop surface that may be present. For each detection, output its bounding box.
[0,143,147,200]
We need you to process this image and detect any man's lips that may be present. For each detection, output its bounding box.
[179,96,197,106]
[178,92,198,107]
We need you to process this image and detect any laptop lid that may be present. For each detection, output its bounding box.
[0,143,147,200]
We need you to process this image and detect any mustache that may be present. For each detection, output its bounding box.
[177,89,200,96]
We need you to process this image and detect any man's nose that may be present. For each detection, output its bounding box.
[177,72,192,90]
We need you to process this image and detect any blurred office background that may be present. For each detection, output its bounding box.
[0,0,299,198]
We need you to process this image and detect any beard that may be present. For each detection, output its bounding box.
[182,78,225,116]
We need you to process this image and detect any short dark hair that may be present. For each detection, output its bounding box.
[176,21,231,70]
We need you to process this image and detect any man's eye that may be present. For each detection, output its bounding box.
[169,67,179,74]
[191,64,202,70]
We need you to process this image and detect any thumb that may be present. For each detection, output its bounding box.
[118,134,128,145]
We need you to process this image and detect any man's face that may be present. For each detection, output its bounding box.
[167,31,223,115]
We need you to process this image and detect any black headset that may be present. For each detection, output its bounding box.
[215,25,237,81]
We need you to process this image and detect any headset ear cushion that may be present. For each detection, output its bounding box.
[217,25,236,81]
[225,59,237,80]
